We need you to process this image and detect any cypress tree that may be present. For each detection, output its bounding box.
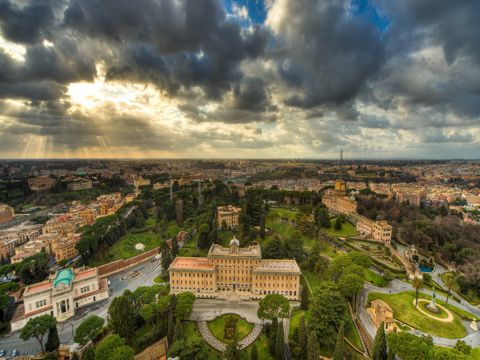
[269,318,278,355]
[45,325,60,352]
[372,323,388,360]
[307,331,320,360]
[275,320,285,360]
[224,334,241,360]
[250,344,258,360]
[300,286,310,310]
[173,320,184,342]
[167,312,175,344]
[333,322,345,360]
[298,316,306,359]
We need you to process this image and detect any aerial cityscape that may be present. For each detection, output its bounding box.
[0,0,480,360]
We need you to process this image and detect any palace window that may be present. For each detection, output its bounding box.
[35,299,47,308]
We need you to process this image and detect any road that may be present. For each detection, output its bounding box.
[0,259,161,356]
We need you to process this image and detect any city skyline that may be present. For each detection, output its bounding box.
[0,0,479,159]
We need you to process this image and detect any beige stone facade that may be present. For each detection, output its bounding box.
[356,217,392,244]
[11,267,109,331]
[216,205,241,230]
[368,299,398,333]
[169,238,301,301]
[322,194,358,215]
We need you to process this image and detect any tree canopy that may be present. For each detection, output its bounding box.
[257,294,290,320]
[74,315,105,345]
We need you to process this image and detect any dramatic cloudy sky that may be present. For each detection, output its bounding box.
[0,0,479,159]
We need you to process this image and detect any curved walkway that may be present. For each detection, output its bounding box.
[197,321,263,352]
[414,299,454,322]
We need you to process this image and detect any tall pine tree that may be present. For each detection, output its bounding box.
[333,322,345,360]
[275,320,285,360]
[45,324,60,352]
[300,286,310,310]
[269,318,278,355]
[307,331,320,360]
[372,323,388,360]
[298,316,306,359]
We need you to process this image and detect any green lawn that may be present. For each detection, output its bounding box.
[184,322,221,360]
[289,308,306,339]
[322,219,358,238]
[270,207,297,221]
[365,269,388,287]
[367,292,467,339]
[90,231,162,266]
[472,347,480,360]
[207,314,254,343]
[248,333,274,360]
[345,313,363,351]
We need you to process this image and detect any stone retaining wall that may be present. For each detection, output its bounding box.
[98,247,161,278]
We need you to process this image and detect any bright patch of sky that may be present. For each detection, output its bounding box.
[224,0,268,25]
[350,0,389,31]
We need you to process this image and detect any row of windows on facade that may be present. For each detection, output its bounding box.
[171,286,297,297]
[173,272,295,281]
[171,280,296,289]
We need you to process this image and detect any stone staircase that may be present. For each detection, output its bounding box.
[197,321,263,352]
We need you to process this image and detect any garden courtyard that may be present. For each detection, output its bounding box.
[367,291,475,339]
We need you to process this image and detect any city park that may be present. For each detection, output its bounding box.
[8,190,480,360]
[107,200,480,359]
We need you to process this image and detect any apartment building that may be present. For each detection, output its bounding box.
[0,222,43,258]
[169,237,301,301]
[67,179,93,191]
[216,205,242,230]
[0,203,14,224]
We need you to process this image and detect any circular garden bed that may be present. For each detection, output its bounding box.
[206,314,254,344]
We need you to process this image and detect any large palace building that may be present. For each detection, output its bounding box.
[169,237,301,301]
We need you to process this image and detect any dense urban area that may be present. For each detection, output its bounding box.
[0,159,478,360]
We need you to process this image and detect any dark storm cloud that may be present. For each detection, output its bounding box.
[0,0,56,44]
[64,0,270,99]
[269,0,385,109]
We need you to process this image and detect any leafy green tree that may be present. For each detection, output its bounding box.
[443,272,456,305]
[167,312,175,344]
[45,323,60,352]
[338,272,364,308]
[16,252,49,284]
[94,334,133,360]
[168,337,208,359]
[224,334,241,360]
[317,208,330,228]
[454,340,471,355]
[333,322,345,360]
[275,320,285,360]
[20,315,56,353]
[139,303,157,328]
[372,323,388,360]
[257,294,289,321]
[412,277,423,307]
[250,344,258,360]
[307,330,320,360]
[74,315,105,345]
[308,282,347,348]
[108,295,136,340]
[300,286,309,310]
[174,292,195,320]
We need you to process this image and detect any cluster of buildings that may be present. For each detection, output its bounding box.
[11,267,109,331]
[322,181,393,244]
[0,192,136,264]
[0,203,14,224]
[216,205,242,230]
[169,237,301,301]
[28,176,57,192]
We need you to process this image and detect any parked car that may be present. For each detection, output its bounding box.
[0,349,5,356]
[12,349,18,356]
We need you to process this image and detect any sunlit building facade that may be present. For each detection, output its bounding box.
[169,237,301,301]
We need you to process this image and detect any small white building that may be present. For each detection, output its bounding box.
[11,267,109,331]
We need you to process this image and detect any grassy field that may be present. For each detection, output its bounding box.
[367,292,468,339]
[184,322,221,360]
[365,269,388,287]
[207,314,254,343]
[472,347,480,359]
[289,308,307,339]
[322,219,358,238]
